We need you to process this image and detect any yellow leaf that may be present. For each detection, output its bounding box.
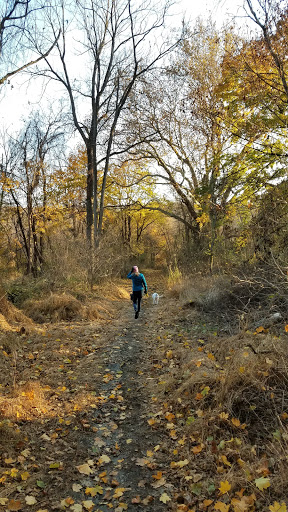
[82,501,94,510]
[171,459,189,468]
[269,502,287,512]
[255,477,270,490]
[98,454,110,465]
[77,463,93,475]
[21,471,30,481]
[113,488,126,498]
[5,458,16,464]
[147,450,154,457]
[203,500,213,507]
[207,352,215,360]
[218,480,231,495]
[219,412,229,420]
[25,496,37,505]
[214,502,230,511]
[221,455,231,467]
[160,493,171,503]
[231,418,241,427]
[85,486,103,496]
[148,418,156,425]
[70,506,83,512]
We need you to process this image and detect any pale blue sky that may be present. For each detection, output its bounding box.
[1,0,251,134]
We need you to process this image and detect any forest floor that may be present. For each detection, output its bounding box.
[0,270,288,512]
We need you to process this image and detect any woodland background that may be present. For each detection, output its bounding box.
[0,0,287,300]
[1,1,288,511]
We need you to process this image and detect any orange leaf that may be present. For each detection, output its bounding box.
[207,352,215,360]
[285,325,288,333]
[192,444,203,454]
[152,471,163,480]
[231,418,241,427]
[7,500,22,511]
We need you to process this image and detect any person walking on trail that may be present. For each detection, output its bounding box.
[127,266,148,319]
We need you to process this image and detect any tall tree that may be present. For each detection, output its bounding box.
[2,112,64,275]
[37,0,178,254]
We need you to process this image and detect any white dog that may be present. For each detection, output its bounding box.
[152,292,160,305]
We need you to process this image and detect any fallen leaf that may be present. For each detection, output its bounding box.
[85,486,103,496]
[214,503,230,512]
[152,471,163,480]
[98,454,110,465]
[142,496,153,505]
[82,501,94,510]
[269,502,287,512]
[203,500,213,507]
[77,463,93,475]
[219,480,231,495]
[171,459,189,468]
[152,477,166,488]
[113,487,126,499]
[73,484,83,492]
[7,500,22,511]
[221,455,231,467]
[21,471,30,481]
[131,496,141,503]
[255,477,270,490]
[25,496,37,505]
[160,492,171,504]
[71,505,83,512]
[192,444,203,454]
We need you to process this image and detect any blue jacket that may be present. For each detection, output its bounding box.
[127,271,148,293]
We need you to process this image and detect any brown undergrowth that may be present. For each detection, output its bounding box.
[147,276,288,511]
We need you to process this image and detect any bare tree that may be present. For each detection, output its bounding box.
[0,0,59,86]
[37,0,179,254]
[3,112,64,275]
[245,0,288,100]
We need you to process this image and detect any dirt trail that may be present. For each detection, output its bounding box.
[80,299,170,511]
[66,272,171,510]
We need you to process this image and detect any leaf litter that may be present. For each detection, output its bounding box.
[0,270,288,510]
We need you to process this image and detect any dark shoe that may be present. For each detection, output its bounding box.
[135,310,139,319]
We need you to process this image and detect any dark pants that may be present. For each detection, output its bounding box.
[132,290,142,312]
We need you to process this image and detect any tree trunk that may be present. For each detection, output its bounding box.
[86,144,94,245]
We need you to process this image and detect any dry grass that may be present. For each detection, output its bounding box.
[23,293,82,322]
[148,273,288,506]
